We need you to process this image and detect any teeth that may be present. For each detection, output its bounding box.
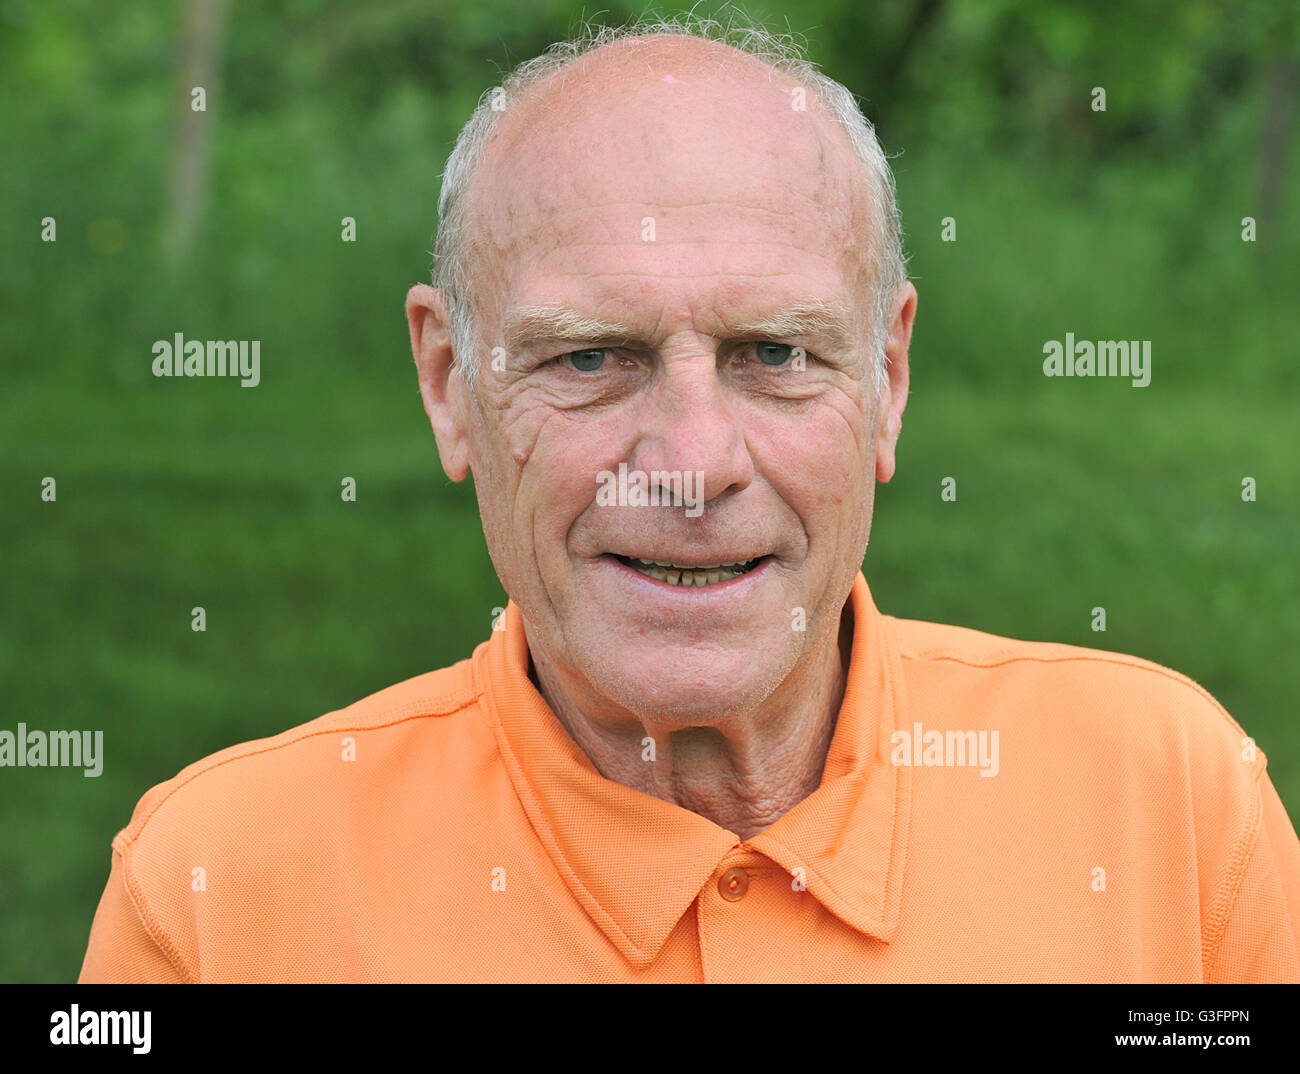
[622,557,761,587]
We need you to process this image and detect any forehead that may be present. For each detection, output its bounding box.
[468,38,874,324]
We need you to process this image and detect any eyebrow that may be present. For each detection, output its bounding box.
[731,302,858,354]
[503,301,859,354]
[504,307,642,351]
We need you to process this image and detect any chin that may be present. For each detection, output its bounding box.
[582,643,793,724]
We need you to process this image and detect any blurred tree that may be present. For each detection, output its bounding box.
[164,0,228,264]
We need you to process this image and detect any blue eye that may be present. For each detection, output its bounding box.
[564,348,607,371]
[756,342,793,366]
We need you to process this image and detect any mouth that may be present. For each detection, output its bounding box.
[609,554,770,588]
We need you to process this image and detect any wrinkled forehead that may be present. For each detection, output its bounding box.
[466,38,875,310]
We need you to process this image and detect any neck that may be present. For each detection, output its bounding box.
[529,605,853,841]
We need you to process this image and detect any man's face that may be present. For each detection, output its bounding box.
[419,40,914,723]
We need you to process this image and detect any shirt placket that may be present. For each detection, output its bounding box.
[695,850,808,982]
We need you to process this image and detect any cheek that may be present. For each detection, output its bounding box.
[752,405,871,518]
[509,409,629,544]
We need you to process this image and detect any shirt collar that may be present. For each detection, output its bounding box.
[474,571,912,969]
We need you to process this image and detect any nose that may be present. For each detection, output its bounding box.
[625,350,755,508]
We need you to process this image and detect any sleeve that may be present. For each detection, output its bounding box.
[1205,772,1300,982]
[78,846,190,984]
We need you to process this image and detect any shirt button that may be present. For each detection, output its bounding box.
[718,866,749,902]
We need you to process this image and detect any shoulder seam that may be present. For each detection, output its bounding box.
[121,689,478,849]
[110,840,197,984]
[1202,762,1268,981]
[897,648,1252,741]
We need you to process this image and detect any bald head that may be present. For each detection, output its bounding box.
[431,21,906,391]
[463,35,875,363]
[476,33,870,223]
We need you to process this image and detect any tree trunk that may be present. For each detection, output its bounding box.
[164,0,229,265]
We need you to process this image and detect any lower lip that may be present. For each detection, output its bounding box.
[602,555,774,596]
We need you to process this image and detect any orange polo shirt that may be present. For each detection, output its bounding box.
[79,573,1300,982]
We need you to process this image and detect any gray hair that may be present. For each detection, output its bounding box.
[430,12,907,394]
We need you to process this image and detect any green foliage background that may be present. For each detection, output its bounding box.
[1,0,1297,981]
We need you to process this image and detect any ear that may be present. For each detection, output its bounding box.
[407,284,472,482]
[875,281,917,484]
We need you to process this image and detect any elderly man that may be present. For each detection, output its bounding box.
[81,20,1300,983]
